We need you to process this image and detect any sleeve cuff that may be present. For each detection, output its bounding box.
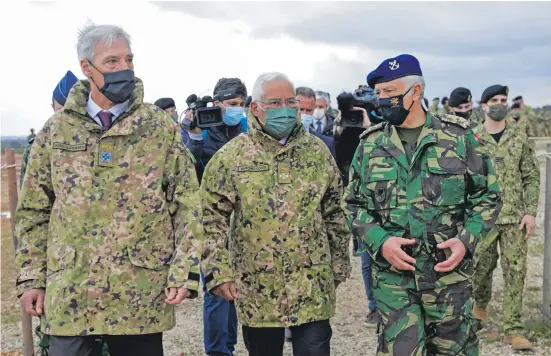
[363,225,392,260]
[204,273,234,294]
[16,279,45,298]
[189,133,204,141]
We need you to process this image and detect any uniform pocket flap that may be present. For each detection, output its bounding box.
[366,169,398,182]
[47,245,76,272]
[127,243,174,271]
[427,157,466,175]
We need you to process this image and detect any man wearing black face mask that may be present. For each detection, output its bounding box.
[15,23,203,356]
[448,87,479,128]
[343,54,501,355]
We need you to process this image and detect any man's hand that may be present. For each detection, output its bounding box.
[212,282,239,301]
[335,107,371,135]
[353,106,371,130]
[519,215,536,240]
[164,287,192,305]
[20,288,45,316]
[434,238,466,273]
[381,237,416,271]
[184,110,202,135]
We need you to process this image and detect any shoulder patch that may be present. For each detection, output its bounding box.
[440,114,469,129]
[360,122,386,139]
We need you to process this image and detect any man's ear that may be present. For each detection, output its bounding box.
[412,84,422,101]
[81,59,93,78]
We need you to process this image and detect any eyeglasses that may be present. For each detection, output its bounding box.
[260,99,298,108]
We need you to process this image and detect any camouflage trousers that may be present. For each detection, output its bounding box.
[372,256,479,356]
[473,224,527,332]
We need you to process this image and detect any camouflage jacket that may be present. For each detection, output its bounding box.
[15,78,203,336]
[343,113,501,276]
[469,109,484,129]
[506,114,534,137]
[20,136,35,187]
[201,112,351,328]
[429,104,444,117]
[473,124,540,224]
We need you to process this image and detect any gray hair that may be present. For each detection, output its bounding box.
[296,87,316,99]
[400,75,425,98]
[77,23,132,61]
[315,91,330,105]
[251,72,295,102]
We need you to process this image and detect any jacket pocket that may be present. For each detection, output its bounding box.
[46,245,76,273]
[364,166,398,225]
[423,157,466,206]
[127,242,174,271]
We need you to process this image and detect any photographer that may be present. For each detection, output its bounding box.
[183,78,248,183]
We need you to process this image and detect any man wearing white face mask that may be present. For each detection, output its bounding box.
[312,91,335,137]
[296,87,336,159]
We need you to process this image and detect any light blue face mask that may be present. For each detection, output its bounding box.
[300,114,314,130]
[223,106,245,126]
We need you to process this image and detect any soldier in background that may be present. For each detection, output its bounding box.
[513,95,539,137]
[473,85,540,351]
[448,87,480,128]
[15,23,203,356]
[508,102,533,137]
[20,70,78,187]
[429,96,441,115]
[344,54,501,355]
[154,97,179,123]
[201,72,351,356]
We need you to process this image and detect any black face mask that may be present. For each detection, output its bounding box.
[378,86,415,126]
[454,109,472,120]
[88,61,135,103]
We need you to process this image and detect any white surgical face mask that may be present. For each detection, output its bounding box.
[313,108,325,120]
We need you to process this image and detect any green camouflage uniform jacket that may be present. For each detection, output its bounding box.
[343,112,501,273]
[506,114,534,137]
[469,109,484,129]
[473,124,540,224]
[201,111,351,328]
[15,78,203,336]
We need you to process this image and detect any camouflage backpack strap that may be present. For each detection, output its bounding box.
[439,113,470,129]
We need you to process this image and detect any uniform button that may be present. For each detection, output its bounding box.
[89,327,95,332]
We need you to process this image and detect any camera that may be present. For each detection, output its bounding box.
[337,88,381,128]
[181,89,239,130]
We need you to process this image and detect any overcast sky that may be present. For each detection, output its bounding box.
[1,1,550,136]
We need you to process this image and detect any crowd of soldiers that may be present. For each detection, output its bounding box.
[15,23,545,356]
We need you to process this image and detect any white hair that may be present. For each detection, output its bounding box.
[251,72,295,102]
[315,91,330,105]
[400,75,426,98]
[77,23,132,61]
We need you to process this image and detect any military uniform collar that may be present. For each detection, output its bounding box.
[473,122,515,145]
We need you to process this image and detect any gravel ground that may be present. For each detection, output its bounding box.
[2,148,550,355]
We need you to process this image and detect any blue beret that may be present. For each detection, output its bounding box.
[366,54,423,89]
[53,70,78,106]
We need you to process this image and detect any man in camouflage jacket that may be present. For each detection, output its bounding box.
[472,85,540,351]
[201,72,351,356]
[15,24,202,356]
[344,54,501,355]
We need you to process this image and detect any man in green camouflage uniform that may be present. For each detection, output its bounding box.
[507,102,534,137]
[344,54,501,355]
[429,97,444,116]
[513,96,540,137]
[448,87,479,129]
[472,85,540,351]
[201,72,351,356]
[15,24,203,356]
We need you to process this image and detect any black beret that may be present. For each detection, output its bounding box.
[480,85,509,104]
[448,87,472,107]
[441,96,449,105]
[154,97,176,110]
[510,102,521,110]
[433,97,440,101]
[513,95,523,101]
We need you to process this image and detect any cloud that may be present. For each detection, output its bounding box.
[153,1,551,106]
